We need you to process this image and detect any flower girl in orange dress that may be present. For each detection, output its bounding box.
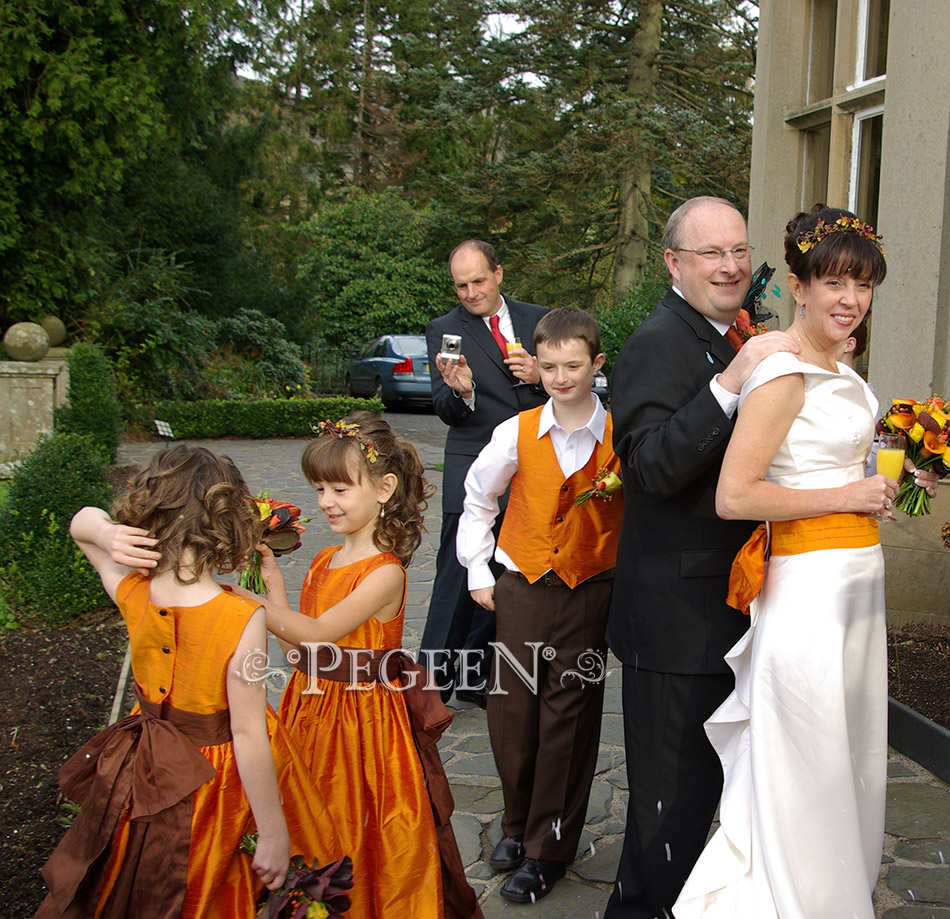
[36,445,342,919]
[241,412,483,919]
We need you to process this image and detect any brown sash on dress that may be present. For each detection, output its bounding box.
[295,646,484,919]
[36,687,230,919]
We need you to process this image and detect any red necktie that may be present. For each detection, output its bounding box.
[489,314,509,357]
[724,326,744,352]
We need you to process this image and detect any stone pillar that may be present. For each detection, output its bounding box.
[0,360,69,474]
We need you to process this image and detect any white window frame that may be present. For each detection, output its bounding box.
[848,104,885,214]
[851,0,888,90]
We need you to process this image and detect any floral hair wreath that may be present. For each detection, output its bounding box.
[312,419,380,464]
[796,216,886,257]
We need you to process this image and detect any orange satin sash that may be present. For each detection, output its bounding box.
[726,513,880,616]
[37,688,227,919]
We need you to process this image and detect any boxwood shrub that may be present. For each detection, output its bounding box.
[56,342,122,462]
[0,433,113,628]
[141,396,385,440]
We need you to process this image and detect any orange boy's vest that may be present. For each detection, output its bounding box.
[497,406,624,588]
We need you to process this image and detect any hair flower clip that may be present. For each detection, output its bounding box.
[312,419,379,463]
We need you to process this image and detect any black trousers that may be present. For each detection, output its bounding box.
[604,666,734,919]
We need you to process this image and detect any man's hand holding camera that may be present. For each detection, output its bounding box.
[436,353,474,399]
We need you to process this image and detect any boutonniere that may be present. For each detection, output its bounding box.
[735,308,769,343]
[575,467,622,505]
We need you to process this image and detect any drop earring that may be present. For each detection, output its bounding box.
[379,503,386,518]
[799,304,805,318]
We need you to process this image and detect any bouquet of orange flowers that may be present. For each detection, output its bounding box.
[877,395,950,516]
[241,492,308,593]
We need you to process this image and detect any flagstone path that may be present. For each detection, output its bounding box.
[118,414,950,918]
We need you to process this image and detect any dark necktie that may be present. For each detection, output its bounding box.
[724,326,744,352]
[489,314,509,357]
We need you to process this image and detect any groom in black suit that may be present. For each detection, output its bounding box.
[420,240,548,704]
[604,198,797,918]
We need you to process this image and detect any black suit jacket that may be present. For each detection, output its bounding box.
[607,289,755,674]
[426,297,548,514]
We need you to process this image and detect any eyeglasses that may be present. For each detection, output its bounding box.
[674,246,755,262]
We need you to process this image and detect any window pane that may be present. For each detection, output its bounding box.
[856,114,883,228]
[864,0,889,80]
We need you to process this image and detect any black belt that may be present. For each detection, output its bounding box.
[509,567,615,588]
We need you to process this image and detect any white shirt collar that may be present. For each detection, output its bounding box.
[537,393,606,441]
[671,284,733,337]
[484,297,511,328]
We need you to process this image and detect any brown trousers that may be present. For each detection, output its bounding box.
[487,570,611,863]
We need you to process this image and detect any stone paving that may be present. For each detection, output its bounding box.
[118,416,950,918]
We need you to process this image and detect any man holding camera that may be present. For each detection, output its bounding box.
[421,239,548,706]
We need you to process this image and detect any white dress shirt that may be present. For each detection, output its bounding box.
[672,284,740,419]
[457,394,608,590]
[457,297,516,410]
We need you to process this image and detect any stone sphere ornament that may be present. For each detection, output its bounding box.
[40,315,67,347]
[3,322,51,361]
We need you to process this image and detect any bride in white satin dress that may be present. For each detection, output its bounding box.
[673,206,897,919]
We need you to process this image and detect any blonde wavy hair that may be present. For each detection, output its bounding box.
[113,445,261,583]
[301,412,434,566]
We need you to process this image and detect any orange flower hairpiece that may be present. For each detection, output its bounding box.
[797,216,886,257]
[312,419,380,463]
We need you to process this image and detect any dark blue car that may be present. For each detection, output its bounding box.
[344,335,433,408]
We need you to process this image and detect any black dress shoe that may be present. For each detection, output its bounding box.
[454,688,488,709]
[500,857,567,903]
[489,835,525,871]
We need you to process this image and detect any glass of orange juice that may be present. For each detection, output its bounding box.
[506,336,522,355]
[874,431,906,520]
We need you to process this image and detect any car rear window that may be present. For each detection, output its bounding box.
[393,336,428,356]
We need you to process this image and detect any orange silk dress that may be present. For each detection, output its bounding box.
[279,547,444,919]
[39,573,344,919]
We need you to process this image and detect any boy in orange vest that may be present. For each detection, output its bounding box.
[457,307,623,903]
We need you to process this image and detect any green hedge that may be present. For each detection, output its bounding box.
[138,396,385,439]
[56,342,122,462]
[0,433,113,629]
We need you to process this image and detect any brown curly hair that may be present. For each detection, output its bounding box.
[113,444,261,584]
[785,203,886,286]
[301,412,434,566]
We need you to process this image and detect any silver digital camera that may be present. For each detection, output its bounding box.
[440,333,462,362]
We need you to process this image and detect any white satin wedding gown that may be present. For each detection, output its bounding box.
[673,352,887,919]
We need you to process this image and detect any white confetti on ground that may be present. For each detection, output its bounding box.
[665,842,672,862]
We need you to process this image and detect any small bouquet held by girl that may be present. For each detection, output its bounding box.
[240,494,308,593]
[878,395,950,516]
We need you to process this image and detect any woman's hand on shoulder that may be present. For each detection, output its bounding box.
[841,474,898,517]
